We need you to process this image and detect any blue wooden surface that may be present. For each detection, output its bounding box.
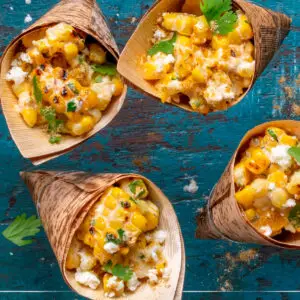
[0,0,299,299]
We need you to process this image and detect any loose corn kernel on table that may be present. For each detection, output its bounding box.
[0,0,299,299]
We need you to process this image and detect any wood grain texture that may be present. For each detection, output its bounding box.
[0,0,299,299]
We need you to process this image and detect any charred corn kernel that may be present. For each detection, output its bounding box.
[227,30,242,45]
[287,171,300,195]
[234,162,251,187]
[112,77,124,96]
[67,116,95,136]
[81,88,99,110]
[110,220,123,230]
[191,15,212,45]
[66,238,82,270]
[131,212,147,231]
[83,232,95,248]
[89,43,106,64]
[192,66,212,84]
[94,244,112,265]
[269,187,289,209]
[280,134,298,146]
[144,212,159,231]
[245,208,256,221]
[162,13,197,36]
[21,108,37,128]
[268,171,288,188]
[46,23,74,42]
[211,35,230,49]
[245,148,270,174]
[143,61,167,81]
[120,247,130,255]
[95,217,105,231]
[27,47,45,65]
[235,185,256,209]
[12,82,31,97]
[245,42,254,56]
[156,262,166,272]
[237,14,253,40]
[64,43,78,61]
[250,178,269,198]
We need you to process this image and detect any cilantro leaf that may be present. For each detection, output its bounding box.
[94,75,103,83]
[288,147,300,163]
[103,260,133,281]
[67,82,79,95]
[49,135,61,144]
[267,129,279,142]
[289,204,300,228]
[200,0,238,35]
[129,180,146,198]
[92,64,117,76]
[105,228,126,245]
[148,33,177,56]
[67,100,77,112]
[117,228,125,241]
[2,214,42,246]
[32,75,42,104]
[213,11,238,35]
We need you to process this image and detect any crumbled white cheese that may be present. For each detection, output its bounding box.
[107,276,124,292]
[78,249,97,271]
[145,233,152,242]
[183,179,199,194]
[236,61,255,76]
[6,66,28,85]
[153,230,167,244]
[75,271,100,289]
[88,108,102,122]
[148,269,159,284]
[204,82,235,104]
[105,292,116,298]
[126,272,140,292]
[19,52,32,64]
[11,59,19,67]
[283,199,296,208]
[161,267,171,280]
[24,14,32,23]
[151,245,160,262]
[92,82,115,102]
[153,29,167,41]
[152,53,175,72]
[268,182,276,191]
[18,91,32,109]
[269,145,292,170]
[104,242,120,254]
[260,225,272,237]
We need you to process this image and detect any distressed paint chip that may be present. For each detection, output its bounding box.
[184,179,199,194]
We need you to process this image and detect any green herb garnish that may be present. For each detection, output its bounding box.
[289,204,300,228]
[92,64,117,76]
[103,260,133,281]
[148,33,177,56]
[32,75,42,104]
[67,100,77,112]
[78,55,84,64]
[128,180,146,198]
[288,147,300,163]
[200,0,238,35]
[2,214,42,246]
[267,129,279,142]
[67,82,79,95]
[49,135,61,144]
[94,75,103,83]
[105,228,126,245]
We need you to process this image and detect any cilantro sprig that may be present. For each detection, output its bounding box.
[92,64,117,76]
[2,214,42,246]
[40,106,64,144]
[267,129,279,142]
[128,180,146,198]
[67,100,77,112]
[148,33,177,56]
[288,147,300,163]
[103,260,133,281]
[67,82,79,95]
[32,75,43,104]
[200,0,238,35]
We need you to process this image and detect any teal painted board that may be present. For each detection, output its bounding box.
[0,0,299,299]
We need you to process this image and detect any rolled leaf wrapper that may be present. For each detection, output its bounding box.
[117,0,291,113]
[196,120,300,249]
[21,171,185,299]
[0,0,127,165]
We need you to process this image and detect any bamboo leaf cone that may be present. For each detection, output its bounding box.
[196,120,300,249]
[0,0,127,165]
[20,171,185,300]
[117,0,291,113]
